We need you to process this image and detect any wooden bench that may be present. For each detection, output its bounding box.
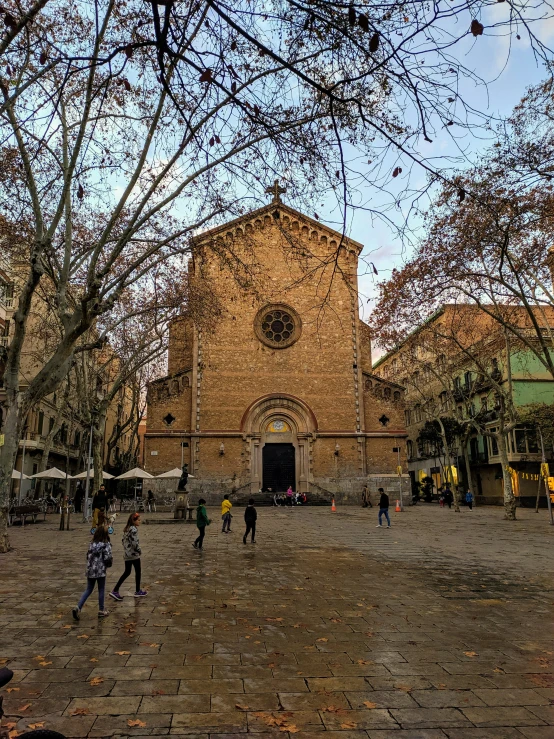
[8,505,46,526]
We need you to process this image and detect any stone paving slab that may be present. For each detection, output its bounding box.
[1,505,553,738]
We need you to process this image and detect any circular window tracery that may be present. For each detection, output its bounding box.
[255,303,301,349]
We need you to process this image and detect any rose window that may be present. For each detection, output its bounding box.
[254,303,301,349]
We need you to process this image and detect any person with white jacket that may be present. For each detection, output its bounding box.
[109,513,147,600]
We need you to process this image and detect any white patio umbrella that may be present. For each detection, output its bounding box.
[72,469,114,479]
[31,467,69,479]
[114,467,154,480]
[156,467,195,478]
[114,467,154,504]
[11,469,30,480]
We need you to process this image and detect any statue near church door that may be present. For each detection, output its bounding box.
[177,464,189,491]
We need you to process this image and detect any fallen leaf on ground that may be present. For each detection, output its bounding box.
[63,625,72,629]
[340,722,358,729]
[363,701,377,709]
[152,690,165,696]
[115,651,130,655]
[89,677,104,686]
[3,722,16,730]
[18,704,31,711]
[77,635,89,640]
[322,705,344,713]
[316,638,328,642]
[464,651,478,657]
[39,661,52,666]
[27,723,44,729]
[493,667,505,674]
[6,688,20,693]
[90,658,98,663]
[127,719,146,727]
[71,708,90,716]
[33,655,44,660]
[235,704,249,710]
[357,659,371,665]
[8,730,20,738]
[396,684,413,692]
[140,643,159,648]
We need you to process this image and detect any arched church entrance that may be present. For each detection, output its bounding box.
[263,442,295,492]
[240,394,317,493]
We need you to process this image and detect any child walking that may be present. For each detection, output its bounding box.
[193,498,210,550]
[243,498,257,544]
[221,493,232,533]
[109,513,147,601]
[73,525,113,620]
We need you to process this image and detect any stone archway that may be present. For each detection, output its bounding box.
[240,394,317,493]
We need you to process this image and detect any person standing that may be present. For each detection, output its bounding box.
[92,484,108,526]
[73,525,113,620]
[362,484,373,508]
[74,482,84,514]
[193,498,210,550]
[243,498,257,544]
[286,486,293,510]
[444,485,454,509]
[376,488,391,528]
[109,513,147,600]
[221,493,233,533]
[465,490,474,510]
[146,489,155,513]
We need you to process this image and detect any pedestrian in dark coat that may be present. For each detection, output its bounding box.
[243,499,257,544]
[376,488,391,528]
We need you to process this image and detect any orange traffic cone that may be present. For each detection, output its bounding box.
[331,498,336,512]
[395,499,401,512]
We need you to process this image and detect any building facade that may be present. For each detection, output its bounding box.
[372,304,554,505]
[145,195,408,503]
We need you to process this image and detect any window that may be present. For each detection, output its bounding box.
[413,404,422,423]
[49,417,54,432]
[490,434,498,456]
[405,409,412,426]
[38,410,44,436]
[464,371,472,390]
[255,304,301,349]
[439,391,448,410]
[163,413,176,426]
[74,430,81,448]
[393,391,401,401]
[407,440,413,459]
[453,376,461,390]
[515,429,526,453]
[527,429,539,453]
[384,387,391,399]
[481,396,487,411]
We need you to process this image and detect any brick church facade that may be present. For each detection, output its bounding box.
[144,189,407,503]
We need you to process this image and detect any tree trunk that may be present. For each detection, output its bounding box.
[497,432,517,520]
[0,398,26,552]
[463,440,475,498]
[437,420,459,512]
[92,410,107,496]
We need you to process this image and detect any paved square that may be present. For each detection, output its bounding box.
[1,504,553,738]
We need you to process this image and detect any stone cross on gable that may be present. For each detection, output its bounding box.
[265,179,286,203]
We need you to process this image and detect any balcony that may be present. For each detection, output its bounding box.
[19,432,80,459]
[0,336,8,348]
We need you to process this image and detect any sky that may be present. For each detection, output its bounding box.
[350,12,554,327]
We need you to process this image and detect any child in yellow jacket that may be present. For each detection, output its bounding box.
[221,494,232,533]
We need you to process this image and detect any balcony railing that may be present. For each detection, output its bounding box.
[0,336,9,347]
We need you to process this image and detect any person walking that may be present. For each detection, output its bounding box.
[243,498,257,544]
[92,484,108,526]
[146,489,156,513]
[362,484,373,508]
[109,513,147,601]
[193,498,210,550]
[73,525,113,620]
[465,490,474,510]
[444,485,454,509]
[376,488,391,528]
[221,493,233,533]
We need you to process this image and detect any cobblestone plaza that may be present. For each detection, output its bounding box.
[1,505,553,738]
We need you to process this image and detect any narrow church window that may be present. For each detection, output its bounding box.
[163,413,176,426]
[384,387,391,399]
